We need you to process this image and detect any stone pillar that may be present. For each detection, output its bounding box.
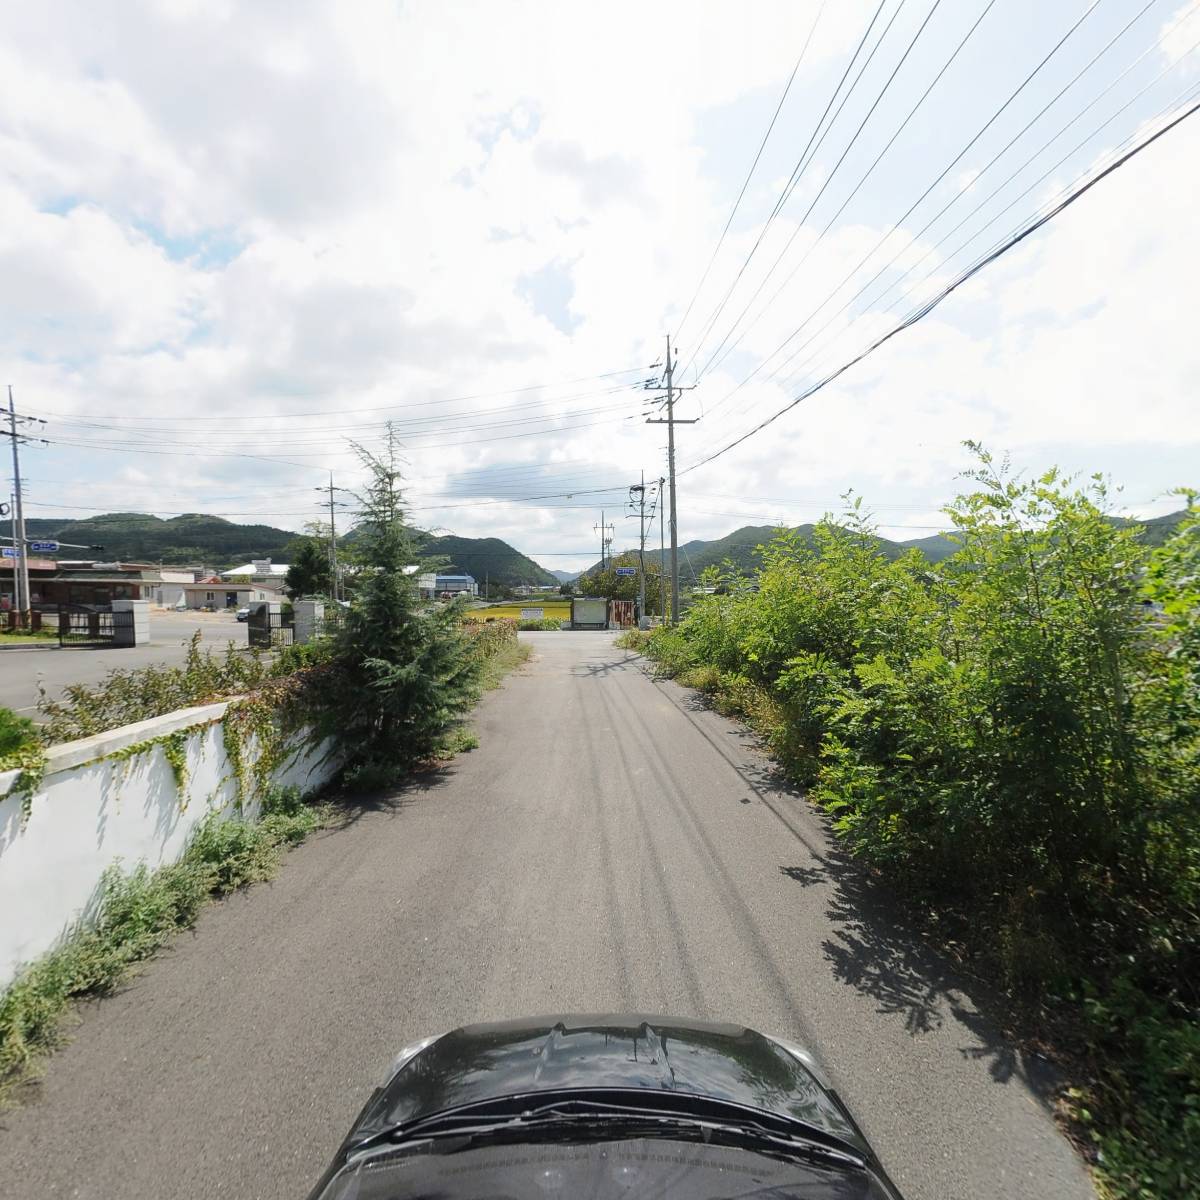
[292,599,324,645]
[111,599,150,647]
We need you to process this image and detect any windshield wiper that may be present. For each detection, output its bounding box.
[355,1097,866,1171]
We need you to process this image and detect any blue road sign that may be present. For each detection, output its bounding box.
[1,547,18,559]
[615,567,636,576]
[29,540,59,553]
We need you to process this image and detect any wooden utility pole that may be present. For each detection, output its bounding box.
[646,336,696,623]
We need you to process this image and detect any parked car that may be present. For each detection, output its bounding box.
[307,1013,904,1199]
[236,606,250,621]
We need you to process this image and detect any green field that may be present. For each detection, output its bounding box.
[464,601,570,622]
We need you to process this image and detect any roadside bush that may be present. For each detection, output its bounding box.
[516,618,562,631]
[636,451,1199,1199]
[0,707,37,757]
[37,633,332,745]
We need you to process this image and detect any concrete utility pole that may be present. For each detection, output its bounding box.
[628,472,648,620]
[316,474,340,602]
[659,476,666,623]
[6,387,32,621]
[594,510,614,570]
[645,336,697,624]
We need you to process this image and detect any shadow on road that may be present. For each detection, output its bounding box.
[568,653,642,679]
[323,764,456,832]
[645,660,1065,1110]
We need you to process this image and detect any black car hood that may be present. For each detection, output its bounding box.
[357,1013,865,1153]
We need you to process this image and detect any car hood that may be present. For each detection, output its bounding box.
[357,1013,865,1153]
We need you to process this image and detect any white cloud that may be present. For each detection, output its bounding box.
[0,1,1196,570]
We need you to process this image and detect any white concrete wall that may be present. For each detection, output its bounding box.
[111,598,150,646]
[0,701,338,991]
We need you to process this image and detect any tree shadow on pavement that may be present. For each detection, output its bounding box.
[321,765,456,832]
[569,654,641,678]
[654,671,1062,1107]
[781,832,1061,1100]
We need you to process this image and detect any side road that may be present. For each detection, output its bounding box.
[0,611,247,715]
[0,632,1095,1200]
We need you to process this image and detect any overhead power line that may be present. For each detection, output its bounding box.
[697,0,1000,385]
[764,38,1200,407]
[678,0,891,380]
[28,365,651,423]
[693,0,953,383]
[689,0,1113,449]
[673,0,828,345]
[681,90,1200,475]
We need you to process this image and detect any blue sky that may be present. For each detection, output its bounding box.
[1,0,1197,570]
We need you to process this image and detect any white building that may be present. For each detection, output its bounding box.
[179,581,287,611]
[220,559,290,584]
[404,565,438,598]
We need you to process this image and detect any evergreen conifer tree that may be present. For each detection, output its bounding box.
[327,431,481,780]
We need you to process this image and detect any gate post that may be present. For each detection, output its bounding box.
[110,599,149,647]
[292,599,324,645]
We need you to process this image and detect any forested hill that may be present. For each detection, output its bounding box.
[22,513,295,564]
[22,511,557,586]
[589,509,1189,578]
[409,533,557,587]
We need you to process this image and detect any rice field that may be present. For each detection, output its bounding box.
[463,601,571,622]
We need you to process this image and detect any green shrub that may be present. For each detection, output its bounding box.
[37,632,332,745]
[636,454,1199,1199]
[0,707,37,757]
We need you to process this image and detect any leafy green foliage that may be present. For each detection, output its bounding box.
[576,552,665,607]
[37,632,332,745]
[283,524,334,599]
[0,708,37,757]
[636,452,1198,1200]
[321,431,483,783]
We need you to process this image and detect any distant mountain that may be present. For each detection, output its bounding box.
[895,532,959,563]
[21,512,294,565]
[605,508,1191,581]
[409,533,557,588]
[549,569,579,583]
[20,512,557,586]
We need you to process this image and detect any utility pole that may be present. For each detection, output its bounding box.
[314,474,341,602]
[659,476,666,623]
[645,336,697,623]
[327,473,340,602]
[5,387,33,621]
[628,472,648,621]
[594,510,614,570]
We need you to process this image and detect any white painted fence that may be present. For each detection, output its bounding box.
[0,701,337,991]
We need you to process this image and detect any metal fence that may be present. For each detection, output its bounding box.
[247,604,294,649]
[57,606,133,648]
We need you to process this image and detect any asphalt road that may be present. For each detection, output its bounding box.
[0,632,1094,1200]
[0,610,248,715]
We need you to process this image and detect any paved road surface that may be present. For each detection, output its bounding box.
[0,610,248,715]
[0,633,1094,1200]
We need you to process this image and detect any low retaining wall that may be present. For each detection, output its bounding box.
[0,702,337,991]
